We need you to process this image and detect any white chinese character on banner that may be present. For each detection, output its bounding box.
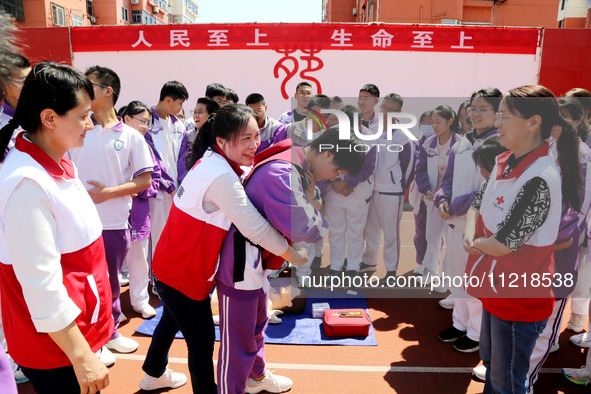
[330,28,353,47]
[247,28,269,46]
[208,30,230,47]
[411,31,434,48]
[170,30,190,48]
[371,29,394,48]
[451,31,474,49]
[131,30,152,48]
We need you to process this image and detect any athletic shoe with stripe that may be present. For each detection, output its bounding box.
[245,369,292,393]
[563,366,591,386]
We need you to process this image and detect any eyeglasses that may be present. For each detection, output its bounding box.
[90,80,109,89]
[467,107,495,116]
[130,115,150,127]
[213,97,228,106]
[495,112,520,124]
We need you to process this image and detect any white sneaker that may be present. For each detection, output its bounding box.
[439,296,455,310]
[473,365,486,381]
[567,313,586,333]
[570,332,591,348]
[119,271,130,286]
[550,343,560,353]
[96,346,116,367]
[134,304,157,319]
[413,265,426,275]
[563,366,591,385]
[106,335,139,353]
[245,369,293,393]
[140,369,187,391]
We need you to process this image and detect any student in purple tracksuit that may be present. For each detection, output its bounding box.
[278,82,313,126]
[216,128,365,394]
[245,93,287,153]
[361,93,415,280]
[145,81,190,261]
[435,87,502,353]
[415,105,459,281]
[408,111,434,277]
[323,105,377,278]
[119,101,174,319]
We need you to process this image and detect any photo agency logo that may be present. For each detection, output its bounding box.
[305,107,418,153]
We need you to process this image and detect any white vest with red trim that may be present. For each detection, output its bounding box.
[152,150,235,301]
[0,144,113,369]
[480,154,560,248]
[466,145,561,321]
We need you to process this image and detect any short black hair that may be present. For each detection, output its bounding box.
[245,93,265,106]
[341,105,362,126]
[310,127,366,176]
[470,87,502,111]
[384,93,403,108]
[296,81,312,91]
[159,80,189,102]
[306,94,332,110]
[331,96,343,106]
[197,97,219,114]
[360,84,380,98]
[226,88,239,103]
[85,65,121,105]
[205,82,226,99]
[472,135,508,174]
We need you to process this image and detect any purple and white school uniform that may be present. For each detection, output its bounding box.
[256,116,286,154]
[278,109,307,126]
[362,129,414,272]
[433,127,497,342]
[68,117,153,339]
[145,108,189,259]
[415,133,458,275]
[564,142,591,320]
[126,146,174,311]
[325,145,377,273]
[408,135,428,268]
[216,143,327,394]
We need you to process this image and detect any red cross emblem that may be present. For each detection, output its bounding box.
[496,196,504,205]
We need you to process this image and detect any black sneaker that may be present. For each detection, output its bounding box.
[453,336,479,353]
[438,326,466,343]
[310,256,322,271]
[359,262,377,273]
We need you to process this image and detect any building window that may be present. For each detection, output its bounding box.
[122,6,129,22]
[0,0,25,21]
[51,3,65,26]
[72,14,83,26]
[560,0,567,11]
[131,9,142,23]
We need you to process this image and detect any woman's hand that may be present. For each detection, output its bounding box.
[72,351,110,394]
[288,246,308,267]
[424,191,434,201]
[438,201,451,220]
[463,235,483,255]
[48,322,110,394]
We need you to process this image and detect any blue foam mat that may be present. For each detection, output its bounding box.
[136,290,377,346]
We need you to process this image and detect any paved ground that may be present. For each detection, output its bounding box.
[17,212,590,393]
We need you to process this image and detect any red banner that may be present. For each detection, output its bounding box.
[71,23,540,55]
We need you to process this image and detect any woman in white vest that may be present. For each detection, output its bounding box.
[463,85,563,394]
[0,62,112,393]
[140,105,306,393]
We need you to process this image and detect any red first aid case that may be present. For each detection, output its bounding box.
[323,309,371,337]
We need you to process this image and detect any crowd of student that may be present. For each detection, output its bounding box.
[1,41,591,393]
